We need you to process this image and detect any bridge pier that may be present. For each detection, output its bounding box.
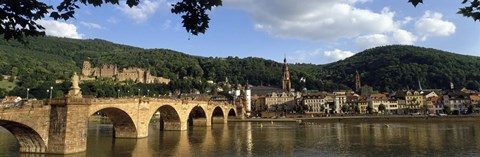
[192,118,207,126]
[212,117,226,124]
[163,121,187,130]
[47,102,89,154]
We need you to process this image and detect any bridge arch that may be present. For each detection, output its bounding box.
[188,106,208,127]
[227,108,237,118]
[0,120,46,153]
[154,105,182,130]
[211,106,225,124]
[89,107,137,138]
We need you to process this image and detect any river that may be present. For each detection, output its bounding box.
[1,121,480,157]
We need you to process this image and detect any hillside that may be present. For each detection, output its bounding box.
[323,45,480,91]
[0,37,479,98]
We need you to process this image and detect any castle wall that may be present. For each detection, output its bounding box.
[81,60,169,84]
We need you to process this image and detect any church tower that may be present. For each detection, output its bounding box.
[355,70,361,92]
[282,56,291,93]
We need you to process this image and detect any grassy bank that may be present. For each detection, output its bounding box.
[0,79,17,91]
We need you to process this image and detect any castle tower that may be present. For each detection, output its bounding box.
[355,70,361,92]
[82,60,92,76]
[244,82,251,117]
[282,56,291,93]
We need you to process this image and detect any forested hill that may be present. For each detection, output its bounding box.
[323,45,480,91]
[0,37,479,98]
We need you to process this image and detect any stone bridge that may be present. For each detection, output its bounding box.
[0,97,238,154]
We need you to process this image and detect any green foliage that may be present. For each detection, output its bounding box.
[408,0,423,7]
[0,79,16,91]
[366,105,373,114]
[443,105,452,114]
[378,104,386,113]
[1,0,218,42]
[171,0,222,35]
[354,105,360,113]
[1,37,480,98]
[341,105,348,113]
[325,45,480,91]
[458,0,480,21]
[409,0,480,21]
[467,104,474,114]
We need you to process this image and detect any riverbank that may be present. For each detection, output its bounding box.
[228,115,480,123]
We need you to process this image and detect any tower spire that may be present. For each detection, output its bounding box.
[282,55,291,93]
[355,70,361,93]
[418,79,423,91]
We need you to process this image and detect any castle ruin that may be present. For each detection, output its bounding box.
[81,60,170,84]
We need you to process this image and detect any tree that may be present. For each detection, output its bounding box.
[467,104,474,114]
[354,105,360,114]
[366,105,373,114]
[443,105,452,115]
[341,105,348,113]
[409,0,480,21]
[9,67,18,82]
[1,0,221,42]
[378,103,386,114]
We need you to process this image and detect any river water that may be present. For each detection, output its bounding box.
[1,121,480,157]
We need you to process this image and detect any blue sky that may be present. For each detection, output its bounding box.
[38,0,480,64]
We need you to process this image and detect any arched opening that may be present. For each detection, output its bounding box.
[0,120,46,153]
[228,109,237,118]
[188,106,207,128]
[211,107,225,124]
[87,107,138,155]
[151,105,182,131]
[88,107,137,138]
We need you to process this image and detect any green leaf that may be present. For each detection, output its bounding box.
[408,0,423,7]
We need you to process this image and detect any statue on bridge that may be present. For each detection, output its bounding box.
[67,72,82,98]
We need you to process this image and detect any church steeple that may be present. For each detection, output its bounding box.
[355,70,361,92]
[418,79,423,91]
[282,56,291,93]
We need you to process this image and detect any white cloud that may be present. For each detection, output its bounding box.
[224,0,398,41]
[80,21,105,29]
[355,29,417,49]
[415,11,456,40]
[36,20,83,39]
[324,49,354,61]
[161,19,172,30]
[355,34,390,49]
[289,49,323,63]
[117,0,165,23]
[392,29,417,44]
[107,17,119,24]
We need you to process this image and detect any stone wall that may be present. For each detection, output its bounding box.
[81,60,170,84]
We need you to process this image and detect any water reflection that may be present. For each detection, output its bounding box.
[1,121,480,156]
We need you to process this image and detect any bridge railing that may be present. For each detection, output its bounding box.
[0,100,46,110]
[41,96,234,107]
[90,98,140,104]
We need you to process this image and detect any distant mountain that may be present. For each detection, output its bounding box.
[0,37,479,98]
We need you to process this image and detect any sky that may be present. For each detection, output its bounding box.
[37,0,480,64]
